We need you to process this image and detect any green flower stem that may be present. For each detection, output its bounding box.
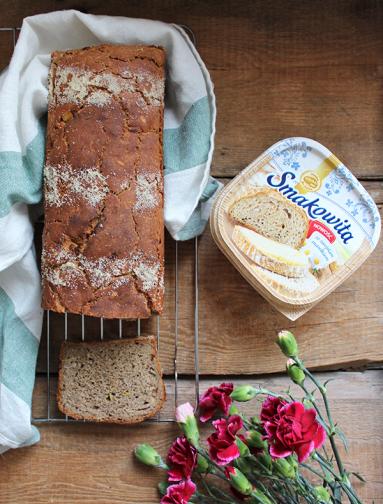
[248,455,273,476]
[281,481,299,504]
[210,486,241,504]
[300,462,330,482]
[196,448,228,480]
[255,389,283,399]
[241,416,254,429]
[293,475,316,504]
[199,479,237,504]
[313,454,362,504]
[300,383,330,435]
[293,358,346,479]
[193,490,234,504]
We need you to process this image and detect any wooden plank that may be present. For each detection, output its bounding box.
[178,180,383,375]
[2,371,380,503]
[2,0,382,177]
[0,30,13,72]
[34,181,383,376]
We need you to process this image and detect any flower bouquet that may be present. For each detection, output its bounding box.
[135,331,364,503]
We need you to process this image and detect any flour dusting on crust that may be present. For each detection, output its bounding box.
[44,164,109,207]
[54,67,163,107]
[42,247,163,293]
[135,174,160,211]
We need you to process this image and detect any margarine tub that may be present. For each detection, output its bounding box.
[210,138,381,320]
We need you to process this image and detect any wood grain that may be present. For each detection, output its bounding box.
[0,30,14,71]
[34,181,382,376]
[1,0,383,177]
[182,181,383,375]
[186,180,382,373]
[1,2,382,503]
[2,372,381,503]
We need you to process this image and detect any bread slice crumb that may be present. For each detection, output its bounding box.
[57,336,165,424]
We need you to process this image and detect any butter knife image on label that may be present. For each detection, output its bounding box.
[295,154,340,194]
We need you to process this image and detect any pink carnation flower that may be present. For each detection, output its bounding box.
[199,382,234,422]
[161,479,196,504]
[207,415,243,465]
[261,398,326,463]
[167,436,197,482]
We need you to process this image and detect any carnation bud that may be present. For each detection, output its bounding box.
[196,454,209,473]
[277,330,299,357]
[228,404,240,415]
[235,457,252,475]
[231,385,257,402]
[135,444,166,468]
[175,403,199,447]
[236,436,250,457]
[245,430,267,450]
[273,458,296,479]
[314,486,331,502]
[287,455,298,471]
[251,488,273,504]
[258,452,272,470]
[225,467,253,496]
[286,359,305,385]
[157,481,170,496]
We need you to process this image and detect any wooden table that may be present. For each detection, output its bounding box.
[0,1,382,502]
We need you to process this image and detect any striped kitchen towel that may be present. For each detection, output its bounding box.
[0,10,219,452]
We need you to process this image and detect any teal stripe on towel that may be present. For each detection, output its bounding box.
[164,96,211,174]
[0,289,39,405]
[177,178,220,241]
[0,118,45,218]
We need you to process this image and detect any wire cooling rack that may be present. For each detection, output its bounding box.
[0,25,200,424]
[39,238,200,424]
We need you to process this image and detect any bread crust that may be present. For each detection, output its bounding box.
[229,187,309,249]
[41,45,165,319]
[57,336,166,424]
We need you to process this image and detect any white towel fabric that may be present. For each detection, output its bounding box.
[0,10,219,452]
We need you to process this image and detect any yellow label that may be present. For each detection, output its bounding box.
[295,154,339,194]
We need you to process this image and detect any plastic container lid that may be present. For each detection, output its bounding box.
[210,137,381,320]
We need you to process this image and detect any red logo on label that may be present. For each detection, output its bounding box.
[307,220,336,244]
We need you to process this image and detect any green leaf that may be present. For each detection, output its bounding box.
[334,426,349,452]
[351,471,366,483]
[328,482,342,504]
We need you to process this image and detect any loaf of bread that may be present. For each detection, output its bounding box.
[232,225,309,278]
[252,264,320,297]
[41,45,165,319]
[57,337,166,423]
[229,188,308,249]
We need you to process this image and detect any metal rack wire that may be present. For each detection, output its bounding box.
[0,25,200,425]
[36,238,200,424]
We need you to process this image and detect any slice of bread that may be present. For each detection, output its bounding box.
[229,188,308,249]
[57,336,165,424]
[252,264,320,297]
[232,225,309,278]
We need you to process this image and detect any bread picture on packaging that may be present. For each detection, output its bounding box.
[229,187,309,249]
[229,188,320,299]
